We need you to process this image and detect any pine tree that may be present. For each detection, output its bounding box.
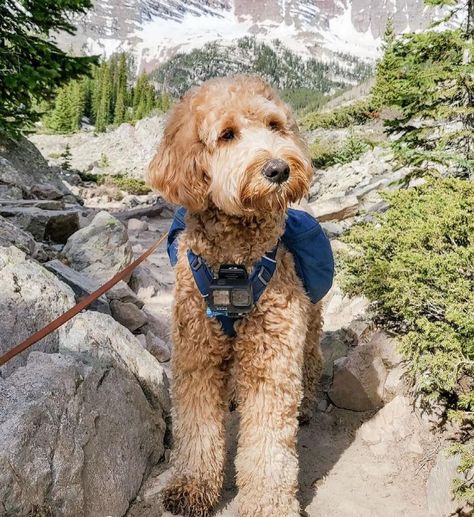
[95,62,113,132]
[45,85,73,133]
[113,53,128,124]
[373,0,474,176]
[0,0,96,136]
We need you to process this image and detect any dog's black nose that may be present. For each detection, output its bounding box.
[262,159,290,184]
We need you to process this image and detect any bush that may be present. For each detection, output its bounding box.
[310,132,373,169]
[78,172,152,195]
[339,177,474,503]
[300,99,378,130]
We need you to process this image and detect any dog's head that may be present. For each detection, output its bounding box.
[148,76,313,215]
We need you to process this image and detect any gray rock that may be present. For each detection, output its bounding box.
[0,351,164,517]
[320,221,344,238]
[383,363,406,402]
[0,246,75,378]
[110,299,147,331]
[106,280,144,308]
[63,211,133,282]
[60,311,170,412]
[128,217,149,232]
[30,182,65,200]
[426,451,464,517]
[0,205,81,243]
[308,195,359,222]
[329,343,388,411]
[44,259,111,315]
[0,215,36,255]
[368,331,403,368]
[145,331,171,363]
[320,329,355,390]
[0,198,64,209]
[0,184,22,199]
[0,136,74,199]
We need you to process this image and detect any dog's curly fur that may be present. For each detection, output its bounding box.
[148,76,323,517]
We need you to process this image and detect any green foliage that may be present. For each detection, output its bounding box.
[78,172,152,195]
[300,100,378,130]
[372,0,474,175]
[447,443,474,503]
[60,144,72,171]
[151,37,373,98]
[44,53,173,134]
[99,153,109,168]
[0,0,97,136]
[279,88,325,113]
[339,177,474,503]
[310,132,375,168]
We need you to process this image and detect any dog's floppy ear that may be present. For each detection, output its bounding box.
[147,93,209,211]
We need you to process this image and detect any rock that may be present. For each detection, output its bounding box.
[0,184,22,199]
[145,331,171,363]
[0,246,75,377]
[426,451,464,517]
[30,182,65,200]
[328,343,388,411]
[358,395,414,456]
[323,285,369,332]
[320,221,343,238]
[63,211,133,283]
[308,195,359,222]
[0,351,164,517]
[123,194,140,207]
[320,329,354,390]
[60,311,170,412]
[0,136,74,200]
[137,333,147,346]
[44,259,111,315]
[384,363,406,402]
[0,215,36,255]
[0,206,81,243]
[106,280,144,308]
[128,217,149,232]
[0,198,64,209]
[368,330,403,368]
[110,299,147,331]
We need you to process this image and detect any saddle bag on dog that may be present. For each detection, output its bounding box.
[167,207,334,336]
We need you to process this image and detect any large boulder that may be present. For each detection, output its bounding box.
[0,216,36,255]
[0,205,81,243]
[60,311,170,412]
[0,351,165,517]
[63,211,133,283]
[0,246,75,378]
[0,136,75,201]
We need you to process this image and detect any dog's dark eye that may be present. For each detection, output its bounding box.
[220,129,235,141]
[269,120,280,131]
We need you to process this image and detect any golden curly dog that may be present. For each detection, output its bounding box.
[148,75,323,517]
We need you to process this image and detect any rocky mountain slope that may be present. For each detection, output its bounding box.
[58,0,438,73]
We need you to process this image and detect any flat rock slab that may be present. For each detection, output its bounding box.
[0,198,65,210]
[0,206,81,243]
[308,195,359,222]
[44,259,111,315]
[0,215,36,255]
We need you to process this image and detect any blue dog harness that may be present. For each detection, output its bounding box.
[167,207,334,337]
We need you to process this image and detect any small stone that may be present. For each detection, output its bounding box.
[106,280,144,308]
[110,300,147,332]
[136,334,147,346]
[320,221,343,238]
[329,343,387,411]
[317,399,329,412]
[383,363,406,402]
[128,218,149,232]
[145,331,171,363]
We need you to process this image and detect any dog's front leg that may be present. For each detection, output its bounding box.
[162,302,230,517]
[234,295,309,517]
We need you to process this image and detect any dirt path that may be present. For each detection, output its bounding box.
[127,215,438,517]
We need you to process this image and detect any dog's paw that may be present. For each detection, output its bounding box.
[162,476,215,517]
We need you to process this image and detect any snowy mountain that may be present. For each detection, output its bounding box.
[59,0,438,74]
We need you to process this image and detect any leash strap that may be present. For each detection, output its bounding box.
[0,232,169,367]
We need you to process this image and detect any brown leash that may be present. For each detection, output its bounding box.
[0,232,169,367]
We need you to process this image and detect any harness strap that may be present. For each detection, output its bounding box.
[187,245,279,337]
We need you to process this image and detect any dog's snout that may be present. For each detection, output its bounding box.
[262,159,290,184]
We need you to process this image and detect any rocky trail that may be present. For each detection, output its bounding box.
[0,125,463,517]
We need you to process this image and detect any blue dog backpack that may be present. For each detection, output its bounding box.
[167,207,334,336]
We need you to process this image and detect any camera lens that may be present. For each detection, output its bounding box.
[213,289,230,306]
[232,289,251,307]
